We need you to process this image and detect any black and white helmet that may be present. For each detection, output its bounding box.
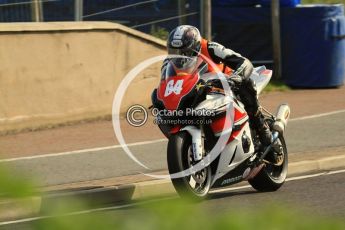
[167,25,202,57]
[167,25,202,69]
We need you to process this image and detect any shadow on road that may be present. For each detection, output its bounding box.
[208,189,260,200]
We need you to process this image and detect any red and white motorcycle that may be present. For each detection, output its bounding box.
[151,57,290,199]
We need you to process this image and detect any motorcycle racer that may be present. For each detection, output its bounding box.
[163,25,272,146]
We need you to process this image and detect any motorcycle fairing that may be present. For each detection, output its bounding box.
[211,154,253,188]
[190,90,254,188]
[157,74,199,110]
[251,66,272,95]
[157,58,206,111]
[210,121,254,187]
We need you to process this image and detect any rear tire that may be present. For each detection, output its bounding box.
[167,132,211,200]
[248,135,288,191]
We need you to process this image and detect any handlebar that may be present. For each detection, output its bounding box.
[198,74,242,91]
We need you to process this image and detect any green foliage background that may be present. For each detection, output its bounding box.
[30,199,345,230]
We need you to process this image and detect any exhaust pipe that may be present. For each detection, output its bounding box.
[273,104,291,134]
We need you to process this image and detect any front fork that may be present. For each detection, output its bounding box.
[181,125,205,161]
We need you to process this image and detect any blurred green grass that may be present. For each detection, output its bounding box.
[1,164,345,230]
[0,166,35,199]
[264,79,290,92]
[31,199,345,230]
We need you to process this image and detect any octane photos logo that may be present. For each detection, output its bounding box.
[126,105,148,127]
[112,54,234,179]
[152,108,216,117]
[126,106,215,127]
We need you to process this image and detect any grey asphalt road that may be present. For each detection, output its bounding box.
[99,170,345,218]
[1,112,345,186]
[2,170,344,229]
[206,171,345,218]
[109,170,344,217]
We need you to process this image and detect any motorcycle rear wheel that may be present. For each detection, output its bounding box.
[167,132,212,200]
[248,135,288,191]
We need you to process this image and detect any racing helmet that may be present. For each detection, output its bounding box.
[167,25,202,69]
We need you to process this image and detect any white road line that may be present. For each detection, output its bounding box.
[210,184,252,193]
[211,169,345,194]
[1,109,345,163]
[326,168,345,175]
[1,169,344,226]
[0,139,167,163]
[285,172,326,181]
[290,109,345,121]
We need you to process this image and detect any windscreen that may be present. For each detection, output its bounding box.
[164,56,202,79]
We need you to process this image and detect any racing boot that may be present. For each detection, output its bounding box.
[252,109,272,146]
[236,78,272,146]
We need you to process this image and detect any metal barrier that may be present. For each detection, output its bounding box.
[0,0,202,36]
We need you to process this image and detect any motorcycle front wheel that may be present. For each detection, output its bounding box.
[167,131,212,200]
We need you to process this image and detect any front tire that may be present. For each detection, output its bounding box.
[167,132,211,200]
[248,135,288,191]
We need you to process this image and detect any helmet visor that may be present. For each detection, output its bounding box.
[170,56,198,71]
[167,46,199,57]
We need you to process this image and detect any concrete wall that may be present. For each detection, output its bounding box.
[0,22,166,133]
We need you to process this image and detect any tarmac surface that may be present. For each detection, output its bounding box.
[1,170,344,228]
[104,171,345,219]
[0,87,344,186]
[0,111,345,186]
[0,86,344,158]
[0,87,344,225]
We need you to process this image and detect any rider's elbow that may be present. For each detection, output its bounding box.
[242,59,254,79]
